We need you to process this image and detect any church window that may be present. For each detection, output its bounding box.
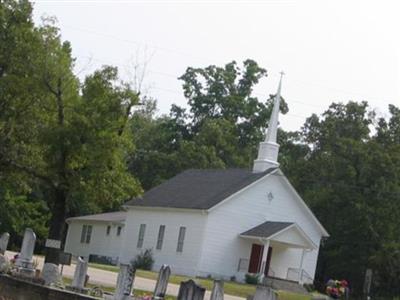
[117,226,122,236]
[156,225,165,250]
[176,226,186,252]
[81,225,92,244]
[106,225,111,236]
[137,224,146,248]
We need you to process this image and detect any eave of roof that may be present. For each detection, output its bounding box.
[66,211,126,224]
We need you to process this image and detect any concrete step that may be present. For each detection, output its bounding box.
[263,277,309,295]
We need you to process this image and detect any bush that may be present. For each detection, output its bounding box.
[132,248,154,270]
[245,273,259,285]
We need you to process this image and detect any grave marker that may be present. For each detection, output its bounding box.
[177,280,205,300]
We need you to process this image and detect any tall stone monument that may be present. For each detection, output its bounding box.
[114,261,136,300]
[66,256,89,294]
[210,280,224,300]
[153,264,171,299]
[15,228,36,276]
[0,232,10,255]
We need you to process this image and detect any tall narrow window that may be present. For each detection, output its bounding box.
[156,225,166,250]
[117,226,122,236]
[85,225,92,244]
[137,224,146,248]
[80,225,87,243]
[106,225,111,236]
[81,225,92,244]
[176,227,186,252]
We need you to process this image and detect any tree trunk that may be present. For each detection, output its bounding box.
[44,188,67,265]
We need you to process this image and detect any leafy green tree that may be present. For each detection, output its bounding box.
[129,60,289,190]
[0,1,141,263]
[285,101,400,296]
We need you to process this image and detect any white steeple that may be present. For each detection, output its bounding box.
[253,72,284,173]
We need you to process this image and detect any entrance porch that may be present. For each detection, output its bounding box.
[238,221,316,284]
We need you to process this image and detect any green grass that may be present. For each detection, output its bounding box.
[277,291,312,300]
[88,263,313,299]
[62,276,176,299]
[88,263,257,298]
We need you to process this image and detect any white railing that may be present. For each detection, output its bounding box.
[286,268,313,283]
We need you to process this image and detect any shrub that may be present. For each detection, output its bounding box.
[245,273,259,285]
[230,275,236,282]
[132,248,154,270]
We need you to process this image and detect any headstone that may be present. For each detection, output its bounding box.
[0,254,10,273]
[363,269,373,299]
[0,233,10,255]
[252,285,277,300]
[210,280,224,300]
[177,280,206,300]
[114,261,136,300]
[41,262,61,286]
[66,256,89,294]
[153,264,171,299]
[15,228,36,276]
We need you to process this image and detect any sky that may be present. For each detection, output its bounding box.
[32,0,400,132]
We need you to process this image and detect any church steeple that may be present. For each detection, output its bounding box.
[253,72,284,173]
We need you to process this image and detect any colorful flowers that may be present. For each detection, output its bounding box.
[326,279,349,299]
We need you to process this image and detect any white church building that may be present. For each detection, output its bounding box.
[65,76,329,284]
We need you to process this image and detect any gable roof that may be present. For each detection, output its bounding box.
[240,221,317,249]
[124,168,277,210]
[241,221,294,238]
[66,211,126,224]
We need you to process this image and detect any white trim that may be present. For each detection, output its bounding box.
[122,205,208,214]
[240,223,317,249]
[274,169,329,237]
[207,168,279,212]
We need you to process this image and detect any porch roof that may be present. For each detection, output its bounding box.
[241,221,293,238]
[240,221,316,249]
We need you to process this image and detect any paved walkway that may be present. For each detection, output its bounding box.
[5,251,244,300]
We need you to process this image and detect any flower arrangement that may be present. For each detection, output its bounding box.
[326,279,349,299]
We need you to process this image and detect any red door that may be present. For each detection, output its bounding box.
[248,244,264,273]
[264,246,273,276]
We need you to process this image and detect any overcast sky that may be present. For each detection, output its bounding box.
[32,0,399,132]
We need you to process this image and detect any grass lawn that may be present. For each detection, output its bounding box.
[88,263,312,299]
[63,276,176,299]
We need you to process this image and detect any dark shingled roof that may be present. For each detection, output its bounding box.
[241,221,294,238]
[125,168,276,210]
[66,211,126,223]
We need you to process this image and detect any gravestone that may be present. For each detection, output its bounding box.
[114,261,136,300]
[252,285,277,300]
[210,280,224,300]
[0,233,10,255]
[66,256,89,294]
[363,269,373,299]
[153,264,171,299]
[177,280,205,300]
[41,263,61,286]
[0,254,10,273]
[15,228,36,276]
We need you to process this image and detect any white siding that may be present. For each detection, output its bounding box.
[64,221,125,263]
[119,208,208,276]
[198,172,323,281]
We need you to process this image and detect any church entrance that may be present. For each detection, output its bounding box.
[248,243,264,273]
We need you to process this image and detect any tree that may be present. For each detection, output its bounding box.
[0,1,141,263]
[285,101,400,296]
[129,60,289,190]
